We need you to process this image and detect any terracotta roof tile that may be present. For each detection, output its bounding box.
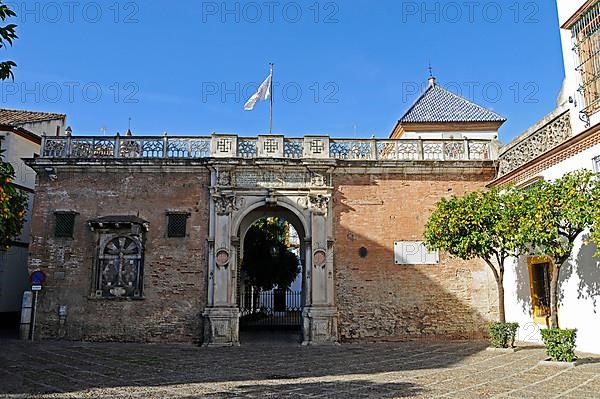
[0,108,66,125]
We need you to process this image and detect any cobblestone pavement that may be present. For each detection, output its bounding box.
[1,336,600,399]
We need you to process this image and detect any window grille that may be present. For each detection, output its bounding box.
[54,212,76,238]
[97,235,143,298]
[167,213,189,237]
[571,1,600,118]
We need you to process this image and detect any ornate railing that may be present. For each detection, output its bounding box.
[498,111,572,177]
[41,135,498,162]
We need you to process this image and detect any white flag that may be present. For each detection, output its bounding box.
[244,73,272,111]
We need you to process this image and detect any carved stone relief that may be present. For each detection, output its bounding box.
[308,194,330,215]
[213,193,238,216]
[498,112,572,177]
[231,169,330,188]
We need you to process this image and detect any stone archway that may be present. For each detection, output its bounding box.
[236,205,306,340]
[202,164,338,346]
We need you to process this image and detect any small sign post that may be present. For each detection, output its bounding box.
[29,270,46,341]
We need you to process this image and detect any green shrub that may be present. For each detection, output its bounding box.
[540,328,577,362]
[488,322,519,348]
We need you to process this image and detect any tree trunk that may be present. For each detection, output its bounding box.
[484,259,505,323]
[498,272,506,324]
[549,263,560,328]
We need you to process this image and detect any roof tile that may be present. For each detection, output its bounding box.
[0,108,66,125]
[400,84,506,124]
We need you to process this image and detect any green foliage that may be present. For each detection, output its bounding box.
[425,169,600,331]
[540,328,577,362]
[0,1,17,81]
[424,187,529,322]
[522,170,598,265]
[241,218,300,291]
[424,188,528,263]
[0,145,28,249]
[488,322,519,348]
[520,170,600,328]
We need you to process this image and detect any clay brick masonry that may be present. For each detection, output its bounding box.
[28,167,210,343]
[333,167,498,341]
[24,134,502,344]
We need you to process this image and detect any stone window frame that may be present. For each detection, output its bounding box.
[166,211,191,238]
[88,217,148,300]
[54,210,78,238]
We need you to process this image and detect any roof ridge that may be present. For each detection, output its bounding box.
[0,107,66,117]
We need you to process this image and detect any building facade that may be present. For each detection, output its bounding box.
[26,90,503,345]
[0,109,66,326]
[491,0,600,354]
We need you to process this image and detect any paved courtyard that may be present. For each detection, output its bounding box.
[1,335,600,399]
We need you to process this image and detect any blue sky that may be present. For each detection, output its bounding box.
[1,1,563,142]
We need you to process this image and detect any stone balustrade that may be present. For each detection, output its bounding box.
[497,110,572,177]
[41,134,498,162]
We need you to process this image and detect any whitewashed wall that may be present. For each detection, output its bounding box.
[0,117,64,313]
[556,0,600,137]
[504,142,600,354]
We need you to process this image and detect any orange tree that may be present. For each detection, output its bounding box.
[521,170,600,328]
[0,145,27,249]
[424,188,529,323]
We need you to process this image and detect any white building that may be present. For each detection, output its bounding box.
[491,0,600,354]
[0,109,67,324]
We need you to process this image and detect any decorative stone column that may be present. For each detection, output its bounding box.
[302,193,338,345]
[203,188,240,346]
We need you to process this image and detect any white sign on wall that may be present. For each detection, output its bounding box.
[394,241,439,265]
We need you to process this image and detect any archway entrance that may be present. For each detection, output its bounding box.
[202,165,339,346]
[237,208,306,343]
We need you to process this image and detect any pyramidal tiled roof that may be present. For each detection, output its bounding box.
[399,83,506,124]
[0,108,65,125]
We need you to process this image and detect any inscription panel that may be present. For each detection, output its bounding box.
[232,169,329,188]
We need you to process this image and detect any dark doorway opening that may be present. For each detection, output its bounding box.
[237,212,305,343]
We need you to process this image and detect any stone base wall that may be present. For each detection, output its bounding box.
[333,169,499,341]
[28,170,210,343]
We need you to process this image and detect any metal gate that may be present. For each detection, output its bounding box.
[239,288,302,329]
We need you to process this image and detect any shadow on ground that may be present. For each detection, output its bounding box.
[202,380,423,398]
[0,338,488,397]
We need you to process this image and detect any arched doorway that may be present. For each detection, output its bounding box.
[237,206,307,343]
[202,167,339,346]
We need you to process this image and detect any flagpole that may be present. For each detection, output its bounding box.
[269,63,274,134]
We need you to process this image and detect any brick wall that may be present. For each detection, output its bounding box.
[29,163,499,344]
[332,169,498,341]
[28,169,210,343]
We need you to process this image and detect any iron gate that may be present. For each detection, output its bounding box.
[239,288,302,329]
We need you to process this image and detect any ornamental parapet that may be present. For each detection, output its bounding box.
[40,134,498,162]
[497,110,572,177]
